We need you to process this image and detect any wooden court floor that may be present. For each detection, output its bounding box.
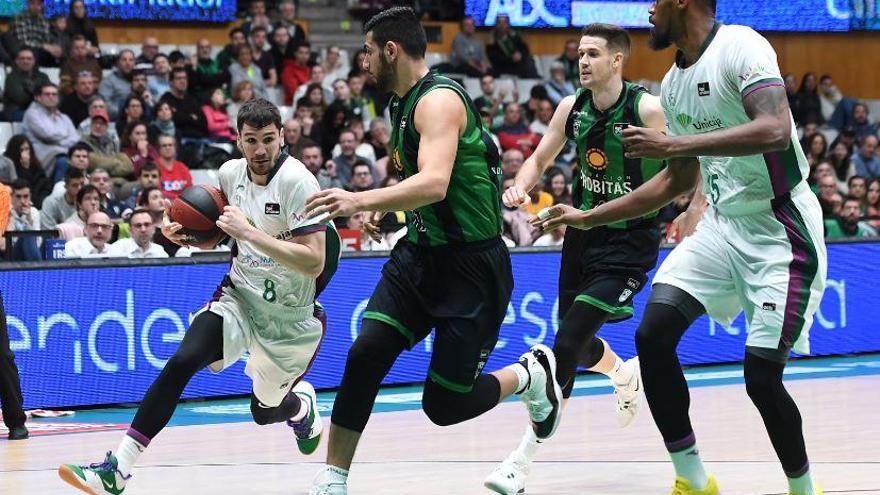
[1,375,878,495]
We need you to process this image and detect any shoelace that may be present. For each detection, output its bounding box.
[83,453,131,481]
[289,403,313,438]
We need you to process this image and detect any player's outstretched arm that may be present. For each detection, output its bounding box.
[536,157,700,231]
[304,89,462,220]
[505,95,575,208]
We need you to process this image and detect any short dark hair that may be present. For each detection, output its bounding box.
[236,98,282,133]
[15,47,34,58]
[64,167,86,183]
[352,162,371,175]
[71,34,87,44]
[68,141,92,158]
[76,184,99,205]
[848,175,866,187]
[37,82,57,96]
[128,208,153,225]
[581,23,631,57]
[138,186,160,207]
[251,26,267,36]
[140,161,159,174]
[843,195,861,206]
[363,6,426,59]
[229,27,245,39]
[10,178,30,192]
[169,50,186,64]
[131,68,147,79]
[171,67,188,80]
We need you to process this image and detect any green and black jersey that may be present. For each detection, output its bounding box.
[565,82,665,230]
[389,72,502,246]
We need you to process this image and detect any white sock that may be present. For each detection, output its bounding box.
[514,425,541,461]
[317,465,349,485]
[114,434,146,477]
[669,442,709,490]
[290,395,309,422]
[508,361,531,394]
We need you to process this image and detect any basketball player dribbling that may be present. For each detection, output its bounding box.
[58,98,340,495]
[537,1,827,494]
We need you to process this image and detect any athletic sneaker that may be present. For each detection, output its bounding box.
[58,451,130,495]
[670,475,721,495]
[483,453,530,495]
[309,467,348,495]
[614,357,642,428]
[518,344,563,439]
[788,483,823,495]
[288,380,323,455]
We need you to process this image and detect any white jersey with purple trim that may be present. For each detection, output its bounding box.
[218,154,325,312]
[661,23,810,217]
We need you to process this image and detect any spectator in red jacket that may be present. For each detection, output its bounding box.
[281,43,312,105]
[202,88,236,142]
[155,134,192,200]
[121,122,159,177]
[495,102,540,158]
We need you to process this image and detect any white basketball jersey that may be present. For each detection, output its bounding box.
[218,155,325,309]
[661,24,810,216]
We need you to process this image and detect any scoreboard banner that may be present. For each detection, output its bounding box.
[38,0,237,22]
[2,241,877,409]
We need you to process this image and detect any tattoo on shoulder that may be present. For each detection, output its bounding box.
[743,84,788,120]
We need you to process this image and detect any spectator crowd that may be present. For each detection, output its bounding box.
[1,2,879,262]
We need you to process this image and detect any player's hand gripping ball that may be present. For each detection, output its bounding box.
[167,185,229,249]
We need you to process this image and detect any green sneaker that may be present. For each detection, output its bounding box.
[288,380,323,455]
[58,451,129,495]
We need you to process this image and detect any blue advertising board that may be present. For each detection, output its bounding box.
[2,242,876,409]
[465,0,874,32]
[0,0,25,17]
[42,0,237,23]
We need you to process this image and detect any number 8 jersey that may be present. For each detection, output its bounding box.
[661,23,811,216]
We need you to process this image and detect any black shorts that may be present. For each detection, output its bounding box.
[364,238,513,393]
[558,226,660,322]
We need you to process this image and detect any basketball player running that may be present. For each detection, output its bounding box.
[537,1,827,494]
[304,8,562,494]
[484,23,667,495]
[59,99,340,495]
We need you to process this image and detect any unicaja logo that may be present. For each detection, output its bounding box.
[484,0,567,27]
[676,113,692,127]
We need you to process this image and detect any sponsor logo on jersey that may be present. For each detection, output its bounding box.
[762,302,777,311]
[265,203,281,215]
[618,288,633,303]
[392,149,403,172]
[586,148,608,171]
[691,116,724,132]
[579,172,634,196]
[613,122,630,136]
[626,278,640,290]
[399,115,408,130]
[697,82,710,96]
[572,111,583,135]
[676,113,693,127]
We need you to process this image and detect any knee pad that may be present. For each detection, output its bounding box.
[250,395,275,426]
[743,352,785,405]
[421,382,459,427]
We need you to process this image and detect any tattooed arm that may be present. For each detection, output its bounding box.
[623,85,793,159]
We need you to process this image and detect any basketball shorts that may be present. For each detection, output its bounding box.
[363,237,514,393]
[558,226,660,322]
[194,281,326,406]
[653,187,827,356]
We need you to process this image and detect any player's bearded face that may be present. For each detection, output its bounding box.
[239,125,282,178]
[648,1,673,50]
[374,51,396,93]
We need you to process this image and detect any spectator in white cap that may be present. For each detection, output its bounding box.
[545,61,576,106]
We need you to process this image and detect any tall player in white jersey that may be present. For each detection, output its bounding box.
[58,99,339,495]
[537,1,827,494]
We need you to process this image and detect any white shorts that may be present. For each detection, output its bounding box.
[653,188,827,356]
[194,286,324,406]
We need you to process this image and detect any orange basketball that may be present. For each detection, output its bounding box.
[168,185,228,249]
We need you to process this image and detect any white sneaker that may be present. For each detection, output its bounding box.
[518,344,563,440]
[484,453,530,495]
[309,467,348,495]
[288,380,323,455]
[613,358,642,428]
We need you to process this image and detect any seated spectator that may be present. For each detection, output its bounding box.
[249,27,278,89]
[529,99,554,135]
[533,225,566,247]
[322,46,350,83]
[7,180,43,261]
[89,168,128,220]
[81,110,133,180]
[125,70,155,116]
[296,105,321,144]
[294,66,333,105]
[830,125,858,156]
[0,135,53,208]
[62,141,92,180]
[282,44,313,105]
[155,135,193,200]
[283,118,310,158]
[480,106,501,150]
[300,83,330,123]
[203,88,236,142]
[487,14,539,79]
[332,118,376,164]
[367,118,390,162]
[448,16,491,77]
[809,161,836,193]
[58,183,100,238]
[227,81,256,130]
[853,135,880,179]
[240,0,271,37]
[24,83,81,182]
[149,100,177,143]
[1,47,51,122]
[136,37,160,67]
[116,95,148,137]
[40,163,84,233]
[495,102,541,157]
[270,23,294,74]
[137,185,179,256]
[827,142,854,185]
[848,175,868,209]
[99,50,137,120]
[108,208,168,258]
[824,196,877,238]
[348,161,374,192]
[65,0,99,55]
[295,142,336,189]
[801,131,827,167]
[557,39,580,85]
[501,148,524,180]
[523,178,554,217]
[12,0,63,67]
[348,74,378,124]
[63,211,114,257]
[192,39,229,101]
[78,96,120,148]
[524,85,550,122]
[794,72,823,126]
[124,162,161,209]
[818,74,842,123]
[229,44,270,100]
[168,50,188,71]
[342,210,390,252]
[851,103,879,141]
[473,74,504,119]
[148,54,172,102]
[866,179,880,229]
[348,48,369,80]
[275,0,308,48]
[500,177,536,246]
[332,129,372,186]
[816,173,841,216]
[60,71,98,127]
[217,28,248,71]
[545,62,576,106]
[160,69,209,140]
[544,166,571,206]
[60,35,102,95]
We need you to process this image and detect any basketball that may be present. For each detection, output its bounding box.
[168,185,228,249]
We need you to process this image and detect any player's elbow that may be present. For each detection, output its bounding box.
[425,180,448,203]
[765,119,792,151]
